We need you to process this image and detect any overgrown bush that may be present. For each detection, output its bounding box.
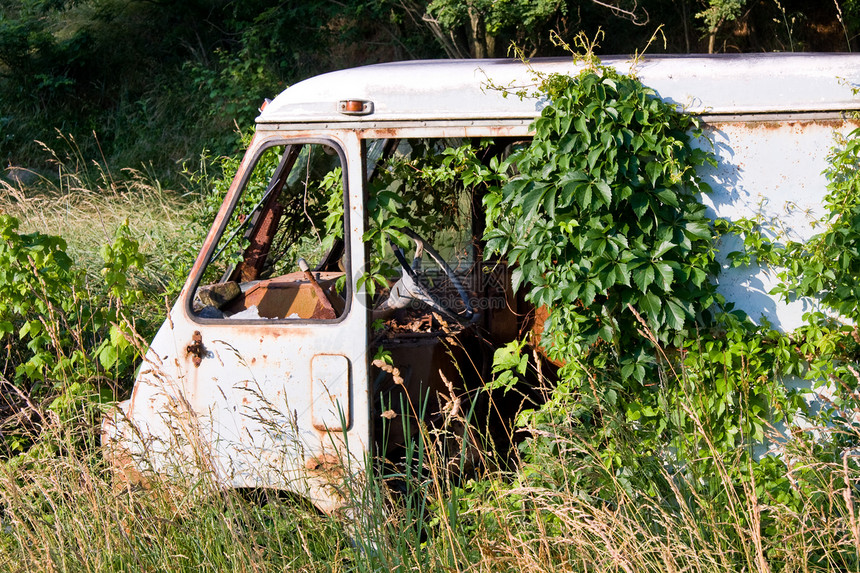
[0,214,146,455]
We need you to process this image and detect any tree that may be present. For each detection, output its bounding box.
[397,0,649,59]
[697,0,746,53]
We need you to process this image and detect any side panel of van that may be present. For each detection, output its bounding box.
[696,118,859,331]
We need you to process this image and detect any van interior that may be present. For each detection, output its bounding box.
[191,137,543,467]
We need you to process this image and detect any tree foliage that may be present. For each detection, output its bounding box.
[0,0,855,180]
[697,0,747,53]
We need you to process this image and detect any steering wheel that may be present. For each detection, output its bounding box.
[379,228,477,325]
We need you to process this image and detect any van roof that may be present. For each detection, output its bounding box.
[257,53,860,125]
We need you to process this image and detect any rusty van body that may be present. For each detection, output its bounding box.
[103,54,860,512]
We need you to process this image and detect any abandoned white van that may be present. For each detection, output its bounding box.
[103,54,860,513]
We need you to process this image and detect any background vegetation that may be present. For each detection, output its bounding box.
[3,1,860,571]
[1,0,859,182]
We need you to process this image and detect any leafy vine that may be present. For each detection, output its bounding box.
[482,62,721,378]
[466,50,860,504]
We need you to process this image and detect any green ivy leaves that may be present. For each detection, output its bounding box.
[776,128,860,322]
[479,57,860,524]
[484,68,720,369]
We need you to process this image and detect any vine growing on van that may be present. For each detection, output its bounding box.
[468,51,816,495]
[454,51,860,517]
[726,126,860,413]
[482,62,722,377]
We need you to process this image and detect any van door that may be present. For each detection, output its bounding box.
[114,133,368,513]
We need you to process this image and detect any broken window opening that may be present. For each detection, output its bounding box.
[192,141,348,321]
[364,137,538,467]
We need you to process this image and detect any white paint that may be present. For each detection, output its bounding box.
[260,54,860,124]
[696,121,855,331]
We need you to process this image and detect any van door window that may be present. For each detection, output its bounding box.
[192,141,347,321]
[363,138,526,330]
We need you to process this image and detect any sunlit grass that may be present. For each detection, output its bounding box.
[2,393,860,572]
[2,135,197,262]
[1,134,209,319]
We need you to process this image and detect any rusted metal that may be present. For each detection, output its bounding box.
[185,331,204,367]
[238,203,283,282]
[338,100,373,116]
[222,272,344,319]
[298,258,337,319]
[305,453,340,471]
[304,453,345,488]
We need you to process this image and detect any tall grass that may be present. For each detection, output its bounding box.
[2,363,860,572]
[0,427,347,572]
[0,133,205,303]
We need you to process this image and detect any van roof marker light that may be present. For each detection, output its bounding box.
[338,100,373,116]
